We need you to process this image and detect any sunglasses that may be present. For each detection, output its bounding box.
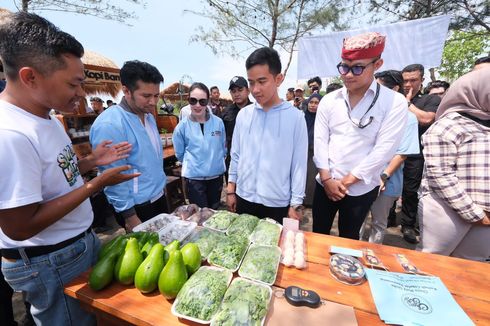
[337,59,378,76]
[189,97,209,106]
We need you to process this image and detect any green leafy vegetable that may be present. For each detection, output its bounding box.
[185,227,225,259]
[212,278,271,326]
[175,267,232,321]
[208,235,249,271]
[239,245,281,285]
[250,220,282,246]
[227,214,259,237]
[204,211,238,232]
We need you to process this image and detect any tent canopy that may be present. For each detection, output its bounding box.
[297,15,451,79]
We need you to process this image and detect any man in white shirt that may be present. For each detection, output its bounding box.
[0,12,138,325]
[313,32,407,239]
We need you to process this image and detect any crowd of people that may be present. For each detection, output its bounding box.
[0,11,489,326]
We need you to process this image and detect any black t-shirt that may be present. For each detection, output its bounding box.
[411,92,441,157]
[221,100,252,152]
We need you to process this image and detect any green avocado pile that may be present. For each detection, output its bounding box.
[88,231,201,299]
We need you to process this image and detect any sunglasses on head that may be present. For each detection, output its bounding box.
[337,59,378,76]
[189,97,209,106]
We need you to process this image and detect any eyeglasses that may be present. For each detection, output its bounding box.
[189,97,209,106]
[337,59,378,76]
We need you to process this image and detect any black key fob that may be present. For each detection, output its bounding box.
[285,286,321,308]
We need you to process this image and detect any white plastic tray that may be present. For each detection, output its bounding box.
[157,220,197,246]
[249,218,283,246]
[171,266,233,324]
[132,213,178,233]
[210,277,272,326]
[238,244,282,286]
[207,238,250,273]
[202,211,238,233]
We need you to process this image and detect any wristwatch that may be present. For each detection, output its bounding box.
[291,205,304,212]
[380,172,390,182]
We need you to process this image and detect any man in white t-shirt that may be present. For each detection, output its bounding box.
[0,12,138,325]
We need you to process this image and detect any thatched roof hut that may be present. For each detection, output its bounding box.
[160,82,191,101]
[81,50,121,98]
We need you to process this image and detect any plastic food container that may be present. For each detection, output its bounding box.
[280,230,307,269]
[238,244,282,286]
[172,266,233,324]
[183,227,226,260]
[250,218,283,246]
[211,277,272,326]
[226,214,259,238]
[329,254,366,285]
[203,211,238,233]
[186,208,216,226]
[157,220,197,246]
[207,235,249,272]
[132,213,178,233]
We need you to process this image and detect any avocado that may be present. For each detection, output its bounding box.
[180,243,201,275]
[114,237,143,285]
[163,240,180,265]
[135,243,165,293]
[158,250,188,299]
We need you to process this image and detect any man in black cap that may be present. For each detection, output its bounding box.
[221,76,252,182]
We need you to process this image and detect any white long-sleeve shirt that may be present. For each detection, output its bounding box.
[314,80,408,196]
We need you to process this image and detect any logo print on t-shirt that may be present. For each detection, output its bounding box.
[57,145,80,186]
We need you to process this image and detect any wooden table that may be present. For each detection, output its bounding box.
[65,232,490,325]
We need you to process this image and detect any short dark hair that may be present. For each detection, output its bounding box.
[307,76,322,88]
[189,82,210,99]
[106,100,113,105]
[402,64,424,78]
[425,80,450,93]
[325,83,343,94]
[474,56,490,66]
[210,86,219,93]
[287,87,294,93]
[375,70,404,94]
[245,47,282,75]
[0,12,84,80]
[120,60,163,92]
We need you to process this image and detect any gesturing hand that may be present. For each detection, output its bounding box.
[98,165,141,187]
[93,140,132,166]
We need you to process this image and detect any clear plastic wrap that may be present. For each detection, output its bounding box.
[280,230,307,269]
[211,278,272,326]
[249,218,282,246]
[207,234,249,272]
[172,204,200,220]
[172,266,233,324]
[203,210,239,232]
[184,227,226,260]
[186,207,216,226]
[226,214,260,237]
[132,213,178,233]
[238,244,281,286]
[157,220,196,246]
[329,254,366,285]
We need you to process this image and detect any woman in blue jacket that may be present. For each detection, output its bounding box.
[173,82,226,209]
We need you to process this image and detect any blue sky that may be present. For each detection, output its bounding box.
[3,0,301,100]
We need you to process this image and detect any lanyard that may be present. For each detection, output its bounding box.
[344,83,380,129]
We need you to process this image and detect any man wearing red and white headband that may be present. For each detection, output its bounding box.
[312,32,408,240]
